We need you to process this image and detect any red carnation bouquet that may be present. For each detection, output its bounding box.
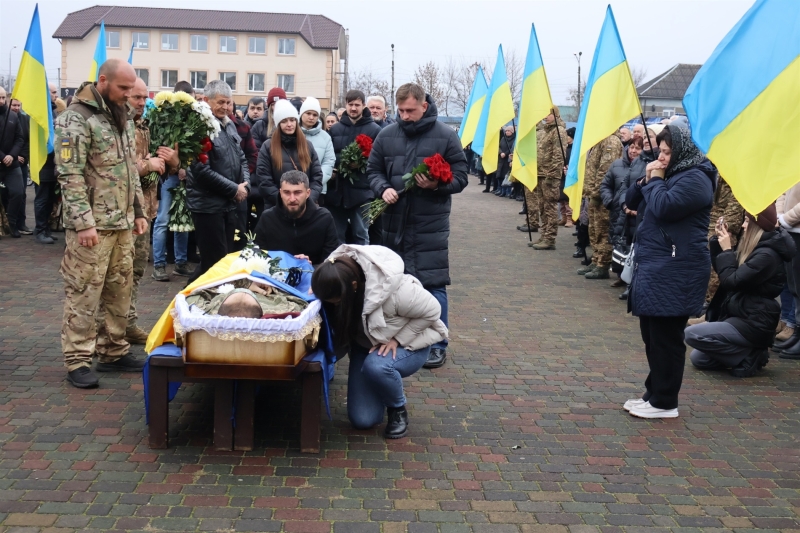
[362,153,453,226]
[338,134,373,184]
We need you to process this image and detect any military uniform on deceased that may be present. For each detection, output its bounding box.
[531,114,568,249]
[55,81,144,373]
[580,134,623,278]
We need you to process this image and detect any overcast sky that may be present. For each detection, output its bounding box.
[0,0,753,104]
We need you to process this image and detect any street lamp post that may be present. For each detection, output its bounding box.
[8,46,17,91]
[574,52,582,111]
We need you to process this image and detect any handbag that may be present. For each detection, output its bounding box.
[501,173,512,187]
[620,244,635,284]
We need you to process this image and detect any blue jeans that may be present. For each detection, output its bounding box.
[347,343,430,429]
[427,286,448,349]
[152,175,188,267]
[780,284,796,328]
[328,204,369,245]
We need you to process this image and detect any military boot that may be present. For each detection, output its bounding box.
[585,265,610,279]
[577,264,595,275]
[531,241,555,250]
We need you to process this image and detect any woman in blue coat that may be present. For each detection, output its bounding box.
[623,125,715,419]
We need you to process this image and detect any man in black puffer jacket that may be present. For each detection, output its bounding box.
[367,83,468,369]
[327,90,382,245]
[0,88,26,238]
[186,80,250,282]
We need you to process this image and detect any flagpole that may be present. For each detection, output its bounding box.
[511,115,533,243]
[640,113,656,157]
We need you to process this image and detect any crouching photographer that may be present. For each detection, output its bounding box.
[685,204,795,377]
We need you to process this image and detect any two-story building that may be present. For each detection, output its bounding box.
[53,5,347,110]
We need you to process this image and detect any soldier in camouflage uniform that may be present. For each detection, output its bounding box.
[577,133,623,279]
[123,78,179,344]
[530,107,568,250]
[705,176,744,301]
[518,123,546,233]
[55,59,149,389]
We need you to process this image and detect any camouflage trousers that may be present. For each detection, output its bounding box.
[61,229,134,371]
[127,232,150,329]
[705,233,737,303]
[539,177,561,245]
[588,201,612,268]
[524,183,543,229]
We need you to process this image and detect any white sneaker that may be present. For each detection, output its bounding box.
[628,401,679,419]
[623,399,646,412]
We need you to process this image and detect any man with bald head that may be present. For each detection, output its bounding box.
[55,58,149,388]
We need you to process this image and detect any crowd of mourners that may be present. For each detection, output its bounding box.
[463,109,800,418]
[0,60,468,439]
[0,58,796,429]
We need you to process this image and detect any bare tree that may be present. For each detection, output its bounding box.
[451,61,482,116]
[631,65,648,88]
[567,79,586,111]
[439,57,463,117]
[348,69,392,106]
[504,48,524,106]
[413,61,445,108]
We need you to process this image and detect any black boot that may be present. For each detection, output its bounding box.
[773,329,800,352]
[423,348,447,369]
[730,349,767,377]
[619,288,629,300]
[384,405,409,439]
[572,247,585,258]
[779,339,800,359]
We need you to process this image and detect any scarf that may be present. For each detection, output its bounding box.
[665,125,705,178]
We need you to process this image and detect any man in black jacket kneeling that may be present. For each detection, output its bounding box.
[254,170,340,266]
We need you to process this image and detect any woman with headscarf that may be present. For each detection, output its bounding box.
[685,204,794,377]
[623,125,716,419]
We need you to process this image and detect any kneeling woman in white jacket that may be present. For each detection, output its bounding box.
[312,245,448,439]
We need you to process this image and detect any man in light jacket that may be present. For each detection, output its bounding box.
[367,83,468,369]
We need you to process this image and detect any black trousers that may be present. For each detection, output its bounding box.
[784,232,800,326]
[0,167,25,228]
[34,182,57,234]
[639,315,689,409]
[188,210,237,283]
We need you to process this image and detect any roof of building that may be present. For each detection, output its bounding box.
[53,6,344,50]
[638,64,702,99]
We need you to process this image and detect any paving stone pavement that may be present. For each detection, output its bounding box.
[1,180,800,533]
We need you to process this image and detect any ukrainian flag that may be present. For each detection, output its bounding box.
[683,0,800,215]
[472,45,516,175]
[88,21,107,82]
[12,4,54,184]
[511,23,555,191]
[458,67,488,148]
[563,6,641,215]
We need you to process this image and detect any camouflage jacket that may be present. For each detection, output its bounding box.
[537,119,567,180]
[708,176,743,245]
[55,82,144,231]
[583,134,623,198]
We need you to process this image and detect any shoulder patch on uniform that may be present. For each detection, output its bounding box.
[60,137,73,163]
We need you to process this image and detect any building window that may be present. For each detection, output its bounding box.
[106,31,120,49]
[278,38,296,55]
[161,33,179,51]
[219,35,237,53]
[219,72,237,91]
[161,69,178,88]
[132,32,149,49]
[276,74,295,94]
[190,71,207,90]
[135,68,149,86]
[190,35,208,52]
[248,73,265,92]
[248,37,266,54]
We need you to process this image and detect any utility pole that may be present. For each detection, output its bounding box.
[574,52,582,111]
[343,29,350,98]
[391,44,395,114]
[8,46,17,91]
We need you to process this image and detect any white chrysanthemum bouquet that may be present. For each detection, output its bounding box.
[146,91,221,232]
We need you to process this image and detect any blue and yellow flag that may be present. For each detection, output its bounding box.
[472,45,516,175]
[458,67,488,148]
[13,4,54,184]
[511,24,555,190]
[563,6,641,215]
[683,0,800,215]
[128,41,135,64]
[88,21,107,82]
